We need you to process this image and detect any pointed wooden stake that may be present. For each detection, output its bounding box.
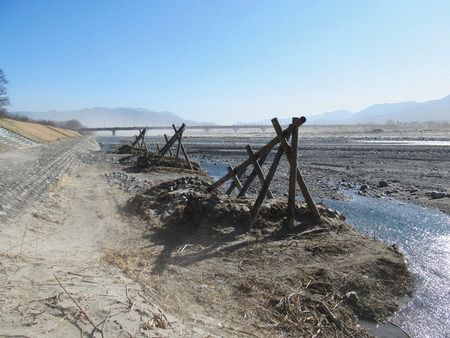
[237,149,271,198]
[244,145,274,198]
[172,124,193,170]
[226,166,247,195]
[248,145,285,228]
[286,118,299,229]
[272,118,320,220]
[164,134,174,156]
[227,166,243,192]
[207,117,306,192]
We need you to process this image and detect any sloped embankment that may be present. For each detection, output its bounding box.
[104,177,412,337]
[0,118,79,144]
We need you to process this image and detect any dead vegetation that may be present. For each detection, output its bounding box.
[101,176,412,337]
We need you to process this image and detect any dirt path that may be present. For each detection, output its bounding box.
[0,148,209,337]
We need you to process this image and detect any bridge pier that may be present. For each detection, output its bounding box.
[112,129,117,136]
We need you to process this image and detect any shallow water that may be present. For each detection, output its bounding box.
[358,140,450,146]
[325,193,450,338]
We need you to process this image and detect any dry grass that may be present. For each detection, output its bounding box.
[0,118,80,143]
[101,248,158,275]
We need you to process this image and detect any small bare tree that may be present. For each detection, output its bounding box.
[0,69,10,116]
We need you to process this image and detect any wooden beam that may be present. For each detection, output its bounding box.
[208,116,306,192]
[172,124,193,170]
[226,166,247,195]
[244,145,273,199]
[175,129,183,161]
[160,124,184,156]
[132,129,146,148]
[237,149,271,198]
[164,134,174,157]
[248,145,285,228]
[272,118,321,220]
[286,118,299,230]
[227,166,243,192]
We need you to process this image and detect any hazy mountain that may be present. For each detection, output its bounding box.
[307,109,354,123]
[352,102,419,122]
[306,95,450,124]
[13,107,209,127]
[239,94,450,125]
[377,94,450,123]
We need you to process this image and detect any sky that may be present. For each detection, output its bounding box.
[1,0,450,124]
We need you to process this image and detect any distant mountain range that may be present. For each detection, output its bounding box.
[13,107,210,128]
[13,94,450,127]
[240,94,450,125]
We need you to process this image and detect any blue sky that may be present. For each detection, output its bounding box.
[1,0,449,123]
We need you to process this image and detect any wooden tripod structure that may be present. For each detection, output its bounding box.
[131,129,148,151]
[208,117,321,229]
[157,123,193,170]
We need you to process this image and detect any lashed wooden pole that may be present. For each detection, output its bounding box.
[175,129,183,161]
[248,144,287,228]
[226,166,247,195]
[272,118,320,220]
[237,149,271,198]
[164,134,174,157]
[208,117,306,192]
[160,124,184,156]
[286,117,299,229]
[244,145,274,199]
[171,124,193,170]
[132,129,146,148]
[227,166,243,192]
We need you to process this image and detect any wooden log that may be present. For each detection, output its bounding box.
[286,118,299,230]
[156,143,160,152]
[244,145,273,199]
[175,129,183,161]
[237,149,271,198]
[271,118,321,220]
[208,116,306,192]
[172,124,193,170]
[164,134,174,157]
[140,129,147,150]
[226,166,247,195]
[227,166,243,192]
[132,129,145,148]
[160,124,184,156]
[248,145,285,228]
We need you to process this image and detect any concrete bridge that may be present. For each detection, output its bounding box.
[80,124,273,136]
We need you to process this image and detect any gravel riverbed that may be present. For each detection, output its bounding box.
[104,134,449,213]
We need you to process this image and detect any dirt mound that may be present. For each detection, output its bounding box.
[116,176,412,336]
[112,144,146,154]
[129,176,352,235]
[118,152,202,174]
